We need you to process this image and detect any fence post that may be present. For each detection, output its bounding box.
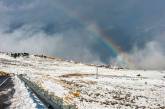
[96,66,98,79]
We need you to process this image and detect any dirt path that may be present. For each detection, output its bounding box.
[0,77,15,109]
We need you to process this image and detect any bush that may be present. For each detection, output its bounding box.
[10,53,29,58]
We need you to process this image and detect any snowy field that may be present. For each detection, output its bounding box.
[0,53,165,109]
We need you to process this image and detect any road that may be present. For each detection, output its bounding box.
[0,76,15,109]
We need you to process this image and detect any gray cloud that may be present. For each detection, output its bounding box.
[0,0,165,69]
[0,24,102,64]
[129,41,165,70]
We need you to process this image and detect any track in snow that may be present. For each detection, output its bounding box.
[0,76,15,108]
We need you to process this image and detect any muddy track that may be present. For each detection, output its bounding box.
[0,77,15,109]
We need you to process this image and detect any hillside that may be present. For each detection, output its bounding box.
[0,52,165,109]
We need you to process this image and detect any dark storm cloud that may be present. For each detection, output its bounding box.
[56,0,165,50]
[0,0,165,69]
[0,0,102,63]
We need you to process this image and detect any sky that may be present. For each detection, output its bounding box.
[0,0,165,69]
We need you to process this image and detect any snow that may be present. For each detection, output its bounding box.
[42,80,68,97]
[0,53,165,109]
[9,76,37,109]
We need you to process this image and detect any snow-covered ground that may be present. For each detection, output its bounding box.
[9,76,37,109]
[0,53,165,109]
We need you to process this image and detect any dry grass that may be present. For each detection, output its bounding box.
[0,71,13,77]
[0,71,9,77]
[60,73,93,78]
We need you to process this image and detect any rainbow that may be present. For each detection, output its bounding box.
[54,2,135,68]
[87,23,135,68]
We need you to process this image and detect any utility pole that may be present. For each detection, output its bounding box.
[96,66,98,79]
